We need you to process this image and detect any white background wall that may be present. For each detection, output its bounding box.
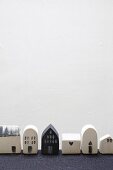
[0,0,113,148]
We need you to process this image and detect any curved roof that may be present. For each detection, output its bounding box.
[81,124,97,136]
[23,125,38,134]
[100,134,112,141]
[42,124,59,137]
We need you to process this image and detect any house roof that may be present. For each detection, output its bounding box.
[23,125,38,134]
[62,133,80,141]
[0,125,20,137]
[81,124,97,136]
[42,124,59,137]
[100,134,112,141]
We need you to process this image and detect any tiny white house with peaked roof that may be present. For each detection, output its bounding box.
[81,125,98,154]
[23,125,38,154]
[0,125,21,154]
[99,134,113,154]
[62,133,81,154]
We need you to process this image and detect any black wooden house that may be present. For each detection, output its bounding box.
[41,124,59,155]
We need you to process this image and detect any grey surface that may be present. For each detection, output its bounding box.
[0,151,113,170]
[0,0,113,149]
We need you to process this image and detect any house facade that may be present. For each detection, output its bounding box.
[41,124,59,155]
[0,125,21,154]
[81,125,98,154]
[62,133,81,154]
[23,125,38,154]
[99,134,113,154]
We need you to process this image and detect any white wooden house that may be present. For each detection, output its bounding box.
[99,134,113,154]
[81,125,98,154]
[23,125,38,154]
[62,133,81,154]
[0,125,21,154]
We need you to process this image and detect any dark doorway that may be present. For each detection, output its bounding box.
[48,146,53,154]
[12,146,16,153]
[28,146,32,153]
[88,141,92,154]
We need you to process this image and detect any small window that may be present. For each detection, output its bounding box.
[27,141,29,144]
[12,146,16,153]
[107,139,109,142]
[34,141,36,144]
[25,141,26,144]
[31,136,33,140]
[25,136,26,140]
[50,130,52,135]
[32,141,33,144]
[28,146,32,153]
[110,139,112,142]
[34,136,36,140]
[27,137,29,140]
[55,139,57,144]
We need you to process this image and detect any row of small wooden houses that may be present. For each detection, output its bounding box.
[0,124,112,155]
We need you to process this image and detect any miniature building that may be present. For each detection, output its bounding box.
[81,125,98,154]
[23,125,38,154]
[0,125,21,154]
[99,134,113,154]
[62,133,81,154]
[41,124,59,155]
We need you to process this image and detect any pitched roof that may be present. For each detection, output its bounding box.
[42,124,59,137]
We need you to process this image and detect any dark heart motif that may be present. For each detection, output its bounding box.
[69,141,73,146]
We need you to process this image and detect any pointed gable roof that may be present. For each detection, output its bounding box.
[42,124,59,138]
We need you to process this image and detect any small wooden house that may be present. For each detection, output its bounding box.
[62,133,81,154]
[99,134,113,154]
[23,125,38,154]
[81,124,98,154]
[0,125,21,154]
[41,124,59,155]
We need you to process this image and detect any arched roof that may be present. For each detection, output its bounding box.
[23,125,38,134]
[100,134,112,141]
[81,124,97,136]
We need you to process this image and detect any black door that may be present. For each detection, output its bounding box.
[88,141,92,154]
[28,146,32,153]
[48,146,53,154]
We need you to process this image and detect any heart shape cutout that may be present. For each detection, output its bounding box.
[69,141,73,146]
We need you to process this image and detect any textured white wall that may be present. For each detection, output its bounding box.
[0,0,113,148]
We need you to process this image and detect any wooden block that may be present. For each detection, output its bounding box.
[0,125,21,154]
[99,134,113,154]
[62,133,81,154]
[81,125,98,154]
[23,125,38,154]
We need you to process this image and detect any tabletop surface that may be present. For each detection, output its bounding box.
[0,151,113,170]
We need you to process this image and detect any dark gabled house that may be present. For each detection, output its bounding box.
[41,124,59,155]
